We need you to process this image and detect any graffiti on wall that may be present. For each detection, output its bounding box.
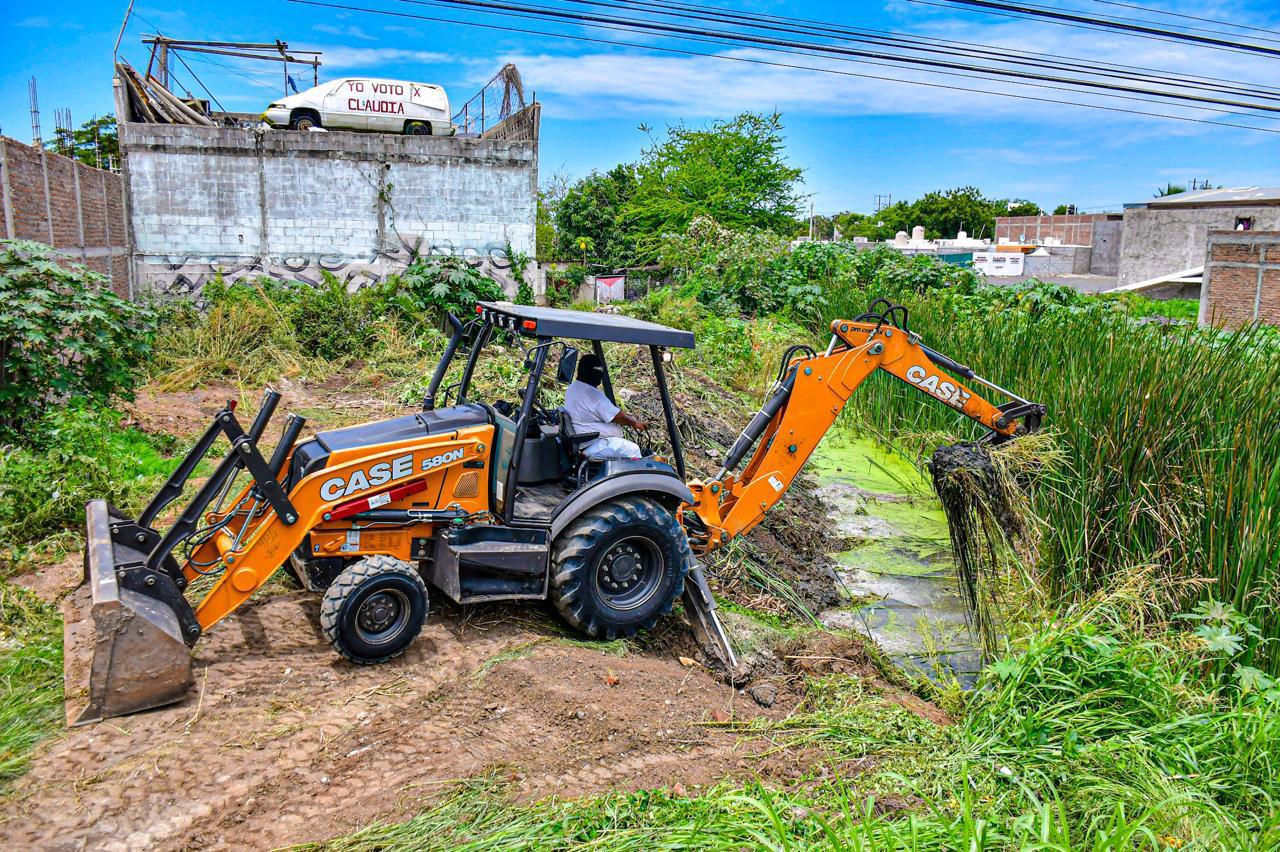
[140,233,525,300]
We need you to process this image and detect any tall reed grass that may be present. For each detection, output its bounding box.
[830,286,1280,673]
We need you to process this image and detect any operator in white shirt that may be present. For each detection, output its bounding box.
[562,354,648,459]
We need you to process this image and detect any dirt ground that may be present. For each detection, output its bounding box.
[2,559,913,850]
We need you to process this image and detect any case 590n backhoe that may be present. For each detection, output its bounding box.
[64,299,1043,725]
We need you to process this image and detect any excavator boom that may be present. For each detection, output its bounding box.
[685,304,1044,553]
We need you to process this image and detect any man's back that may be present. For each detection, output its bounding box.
[563,380,623,439]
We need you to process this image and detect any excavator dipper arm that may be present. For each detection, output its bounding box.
[685,315,1044,553]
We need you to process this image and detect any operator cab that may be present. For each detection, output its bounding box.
[423,302,695,526]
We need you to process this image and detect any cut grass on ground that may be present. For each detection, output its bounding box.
[0,582,62,791]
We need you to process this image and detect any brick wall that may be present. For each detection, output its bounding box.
[0,136,128,295]
[121,122,538,298]
[1201,230,1280,328]
[995,213,1119,247]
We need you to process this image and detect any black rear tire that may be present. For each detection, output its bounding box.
[550,497,691,640]
[321,556,428,664]
[404,120,431,135]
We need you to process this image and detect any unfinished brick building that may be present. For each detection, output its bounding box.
[1200,230,1280,329]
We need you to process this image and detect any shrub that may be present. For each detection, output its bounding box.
[148,283,319,389]
[287,273,397,361]
[0,240,156,438]
[395,256,504,317]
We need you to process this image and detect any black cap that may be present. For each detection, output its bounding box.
[577,353,606,386]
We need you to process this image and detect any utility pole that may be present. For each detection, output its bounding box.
[874,193,892,214]
[809,201,815,241]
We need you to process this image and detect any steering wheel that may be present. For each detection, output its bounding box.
[516,387,557,426]
[625,424,655,457]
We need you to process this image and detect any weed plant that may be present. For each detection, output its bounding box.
[0,582,60,790]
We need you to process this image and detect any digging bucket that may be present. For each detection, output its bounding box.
[63,500,194,727]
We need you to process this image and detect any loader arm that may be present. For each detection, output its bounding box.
[685,314,1044,553]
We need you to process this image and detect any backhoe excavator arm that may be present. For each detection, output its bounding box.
[684,311,1044,554]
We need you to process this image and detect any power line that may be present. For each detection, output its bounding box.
[1077,0,1280,38]
[387,0,1280,115]
[909,0,1280,59]
[593,0,1280,104]
[609,0,1280,100]
[433,0,1280,120]
[1009,1,1280,44]
[287,0,1280,134]
[933,0,1280,58]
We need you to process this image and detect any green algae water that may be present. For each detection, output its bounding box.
[812,430,984,687]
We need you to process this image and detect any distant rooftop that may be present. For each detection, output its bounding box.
[1146,187,1280,208]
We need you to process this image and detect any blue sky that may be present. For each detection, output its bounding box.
[4,1,1279,215]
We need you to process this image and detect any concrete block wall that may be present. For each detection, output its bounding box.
[1024,245,1091,277]
[1201,230,1280,328]
[121,123,538,298]
[1118,206,1280,287]
[0,136,128,294]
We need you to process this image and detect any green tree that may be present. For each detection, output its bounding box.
[1156,183,1187,197]
[849,188,1040,241]
[46,115,119,169]
[554,165,637,268]
[623,112,804,263]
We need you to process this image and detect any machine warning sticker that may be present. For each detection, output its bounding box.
[768,475,785,492]
[342,530,361,552]
[368,492,392,509]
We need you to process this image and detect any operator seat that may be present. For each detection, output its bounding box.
[556,409,602,485]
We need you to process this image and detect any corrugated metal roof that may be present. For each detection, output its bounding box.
[1147,187,1280,207]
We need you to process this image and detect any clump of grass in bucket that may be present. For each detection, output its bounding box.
[928,429,1062,650]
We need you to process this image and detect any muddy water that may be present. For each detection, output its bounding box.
[810,433,983,687]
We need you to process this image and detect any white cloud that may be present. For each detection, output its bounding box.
[16,15,81,29]
[948,147,1089,166]
[313,24,377,42]
[318,46,456,70]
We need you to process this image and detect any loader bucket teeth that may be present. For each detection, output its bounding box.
[63,500,194,727]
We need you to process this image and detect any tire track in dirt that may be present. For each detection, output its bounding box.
[1,592,797,850]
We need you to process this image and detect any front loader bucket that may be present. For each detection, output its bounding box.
[63,500,194,727]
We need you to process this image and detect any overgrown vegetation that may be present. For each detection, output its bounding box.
[0,240,156,437]
[0,582,61,790]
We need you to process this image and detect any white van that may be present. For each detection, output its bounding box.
[262,78,453,135]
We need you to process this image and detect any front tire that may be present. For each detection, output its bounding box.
[290,110,320,131]
[321,556,428,664]
[550,497,692,640]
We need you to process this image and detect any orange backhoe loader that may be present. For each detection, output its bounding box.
[64,299,1043,725]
